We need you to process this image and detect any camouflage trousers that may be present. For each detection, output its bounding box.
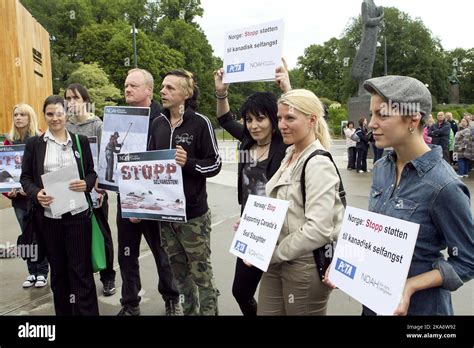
[161,210,219,315]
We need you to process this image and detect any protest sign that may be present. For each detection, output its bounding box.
[0,145,24,193]
[328,206,419,315]
[229,194,289,272]
[117,150,186,222]
[98,106,149,191]
[223,19,284,84]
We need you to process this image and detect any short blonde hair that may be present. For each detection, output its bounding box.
[127,68,154,91]
[278,89,332,150]
[8,103,39,142]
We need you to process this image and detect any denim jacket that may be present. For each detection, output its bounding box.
[366,145,474,315]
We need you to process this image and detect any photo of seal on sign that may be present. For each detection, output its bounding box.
[223,19,284,84]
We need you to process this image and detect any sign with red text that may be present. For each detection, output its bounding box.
[0,145,24,192]
[328,206,419,315]
[223,19,284,84]
[229,194,289,272]
[117,150,186,222]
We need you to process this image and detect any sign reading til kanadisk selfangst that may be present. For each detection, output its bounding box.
[223,19,284,84]
[229,195,289,272]
[328,206,419,315]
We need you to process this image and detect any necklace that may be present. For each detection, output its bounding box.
[256,141,271,147]
[251,143,270,162]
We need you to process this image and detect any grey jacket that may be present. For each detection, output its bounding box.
[66,114,103,150]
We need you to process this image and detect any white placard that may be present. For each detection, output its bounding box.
[229,195,289,272]
[328,206,419,315]
[223,19,284,84]
[41,165,88,217]
[98,106,150,191]
[0,145,24,192]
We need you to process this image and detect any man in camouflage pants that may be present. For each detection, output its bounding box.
[149,69,222,315]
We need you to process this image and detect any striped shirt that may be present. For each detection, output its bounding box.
[43,130,87,219]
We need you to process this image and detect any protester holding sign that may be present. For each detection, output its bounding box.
[259,89,344,315]
[116,68,180,316]
[20,95,99,315]
[149,69,222,315]
[362,75,474,315]
[3,103,49,288]
[213,59,291,316]
[64,83,116,297]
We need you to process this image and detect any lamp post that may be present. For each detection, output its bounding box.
[383,36,387,76]
[131,24,138,68]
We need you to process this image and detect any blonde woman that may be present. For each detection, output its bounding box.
[259,89,344,315]
[3,104,49,288]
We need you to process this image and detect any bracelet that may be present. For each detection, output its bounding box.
[215,91,228,99]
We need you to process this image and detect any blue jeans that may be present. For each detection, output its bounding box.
[14,207,49,277]
[457,158,469,175]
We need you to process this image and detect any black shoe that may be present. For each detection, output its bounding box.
[165,300,183,316]
[117,305,140,316]
[102,280,116,296]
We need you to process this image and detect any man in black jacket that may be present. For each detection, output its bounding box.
[149,69,222,315]
[116,68,180,316]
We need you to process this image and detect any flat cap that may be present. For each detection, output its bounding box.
[363,75,432,117]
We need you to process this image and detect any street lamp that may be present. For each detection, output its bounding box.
[131,24,138,68]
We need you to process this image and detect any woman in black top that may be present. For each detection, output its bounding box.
[213,60,291,315]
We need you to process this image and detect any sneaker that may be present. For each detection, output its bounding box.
[22,275,36,288]
[102,280,116,296]
[117,305,140,316]
[34,275,47,288]
[165,300,184,316]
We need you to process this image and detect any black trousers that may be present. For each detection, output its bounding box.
[232,257,263,316]
[96,194,116,283]
[347,147,356,169]
[117,200,179,307]
[42,210,99,316]
[356,146,368,172]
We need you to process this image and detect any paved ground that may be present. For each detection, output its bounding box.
[0,140,472,316]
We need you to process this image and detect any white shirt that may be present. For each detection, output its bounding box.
[43,130,88,219]
[344,128,357,148]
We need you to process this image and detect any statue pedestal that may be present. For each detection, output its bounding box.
[449,84,460,104]
[348,94,371,124]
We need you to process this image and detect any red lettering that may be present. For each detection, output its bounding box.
[121,166,131,180]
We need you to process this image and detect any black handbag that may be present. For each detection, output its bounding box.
[16,203,47,263]
[301,149,347,281]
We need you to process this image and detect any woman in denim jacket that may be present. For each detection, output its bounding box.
[362,75,474,315]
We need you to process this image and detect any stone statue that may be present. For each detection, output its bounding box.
[448,68,460,85]
[351,0,384,96]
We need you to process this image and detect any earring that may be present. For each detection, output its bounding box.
[409,127,415,134]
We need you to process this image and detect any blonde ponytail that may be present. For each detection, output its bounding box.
[278,89,332,150]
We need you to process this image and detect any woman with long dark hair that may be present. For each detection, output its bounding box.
[213,60,291,315]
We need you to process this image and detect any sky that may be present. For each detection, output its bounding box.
[196,0,474,69]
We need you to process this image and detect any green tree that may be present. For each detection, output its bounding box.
[65,63,122,117]
[154,18,217,120]
[298,7,452,104]
[76,20,185,100]
[157,0,203,23]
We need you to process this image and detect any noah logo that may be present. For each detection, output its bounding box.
[18,322,56,341]
[226,63,245,73]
